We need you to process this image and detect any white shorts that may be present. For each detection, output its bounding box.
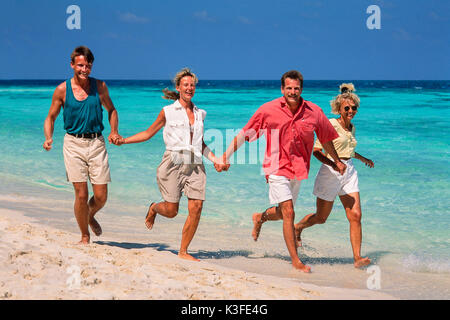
[63,133,111,185]
[313,159,359,201]
[268,175,301,205]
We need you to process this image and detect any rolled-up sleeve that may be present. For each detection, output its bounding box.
[315,110,338,145]
[241,108,266,142]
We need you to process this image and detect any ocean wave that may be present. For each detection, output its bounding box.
[0,194,44,203]
[402,253,450,274]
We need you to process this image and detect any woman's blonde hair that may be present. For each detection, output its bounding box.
[330,83,360,114]
[162,67,199,100]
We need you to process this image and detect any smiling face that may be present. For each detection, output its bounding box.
[281,77,302,106]
[176,76,196,103]
[339,98,358,121]
[70,55,92,80]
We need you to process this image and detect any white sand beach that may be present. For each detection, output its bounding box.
[0,206,395,300]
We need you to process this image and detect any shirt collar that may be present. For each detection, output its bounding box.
[175,99,198,111]
[279,96,305,113]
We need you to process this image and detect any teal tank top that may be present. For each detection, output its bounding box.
[63,77,104,134]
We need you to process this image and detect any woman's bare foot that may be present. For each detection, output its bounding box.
[294,222,303,248]
[77,235,90,245]
[354,257,371,268]
[89,217,102,236]
[252,212,264,241]
[145,203,157,230]
[292,260,311,273]
[178,252,200,262]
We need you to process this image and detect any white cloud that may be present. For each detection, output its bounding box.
[194,10,216,22]
[118,12,149,24]
[303,1,324,8]
[105,32,119,39]
[428,11,448,21]
[393,28,412,41]
[297,34,309,42]
[238,16,252,25]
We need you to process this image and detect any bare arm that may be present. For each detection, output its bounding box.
[202,140,219,163]
[116,109,166,145]
[223,131,247,163]
[97,80,120,143]
[201,138,233,172]
[320,140,346,175]
[312,148,337,167]
[213,131,246,171]
[43,84,65,151]
[354,152,374,168]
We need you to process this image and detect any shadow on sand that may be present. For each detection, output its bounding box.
[94,241,254,259]
[94,241,390,267]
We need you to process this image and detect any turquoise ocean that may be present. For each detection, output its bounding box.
[0,80,449,299]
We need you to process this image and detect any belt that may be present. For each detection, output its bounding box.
[68,132,102,139]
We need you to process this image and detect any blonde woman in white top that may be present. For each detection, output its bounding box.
[294,83,374,268]
[115,68,224,261]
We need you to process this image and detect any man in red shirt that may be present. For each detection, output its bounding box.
[220,70,346,272]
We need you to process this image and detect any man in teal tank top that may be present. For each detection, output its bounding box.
[43,46,122,245]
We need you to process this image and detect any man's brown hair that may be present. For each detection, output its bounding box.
[281,70,304,88]
[70,46,94,64]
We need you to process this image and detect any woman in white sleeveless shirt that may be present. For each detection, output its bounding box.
[294,84,375,268]
[115,68,224,261]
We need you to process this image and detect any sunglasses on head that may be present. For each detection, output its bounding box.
[344,106,358,111]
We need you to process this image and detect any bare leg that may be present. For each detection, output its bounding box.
[252,206,282,241]
[72,182,90,244]
[294,198,334,247]
[145,201,179,230]
[339,192,371,268]
[88,184,107,236]
[279,200,311,273]
[178,199,203,261]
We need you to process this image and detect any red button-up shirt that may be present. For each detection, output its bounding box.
[241,97,339,181]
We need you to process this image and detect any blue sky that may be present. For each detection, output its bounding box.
[1,0,448,80]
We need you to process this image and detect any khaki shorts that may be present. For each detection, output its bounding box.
[63,133,111,184]
[156,151,206,202]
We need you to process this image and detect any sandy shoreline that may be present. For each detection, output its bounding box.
[0,207,396,300]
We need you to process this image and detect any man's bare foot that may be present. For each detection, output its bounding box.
[178,252,200,262]
[294,222,303,248]
[145,202,157,230]
[292,260,311,273]
[89,217,102,236]
[354,257,371,268]
[252,212,264,241]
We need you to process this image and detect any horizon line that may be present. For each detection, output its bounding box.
[0,79,449,82]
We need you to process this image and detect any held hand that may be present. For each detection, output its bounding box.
[219,163,230,172]
[220,154,230,172]
[334,161,347,175]
[109,133,124,146]
[43,138,53,151]
[214,162,224,172]
[108,132,122,145]
[213,155,230,173]
[113,137,126,146]
[217,163,231,172]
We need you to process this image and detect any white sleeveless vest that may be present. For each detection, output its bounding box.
[163,100,206,164]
